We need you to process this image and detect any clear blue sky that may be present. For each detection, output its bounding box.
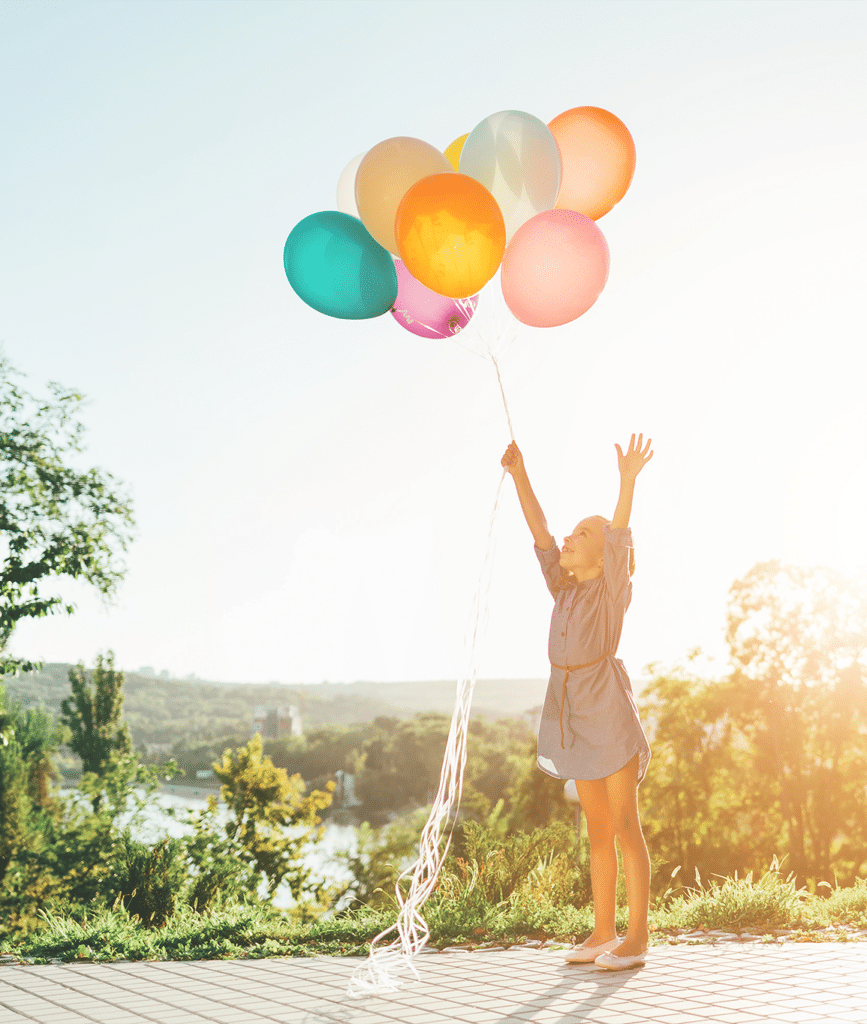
[2,0,865,685]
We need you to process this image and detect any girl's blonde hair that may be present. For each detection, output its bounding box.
[552,515,635,594]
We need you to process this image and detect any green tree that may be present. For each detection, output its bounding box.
[11,699,64,811]
[0,692,30,888]
[725,560,867,886]
[5,784,116,929]
[0,687,65,887]
[637,662,759,891]
[355,713,538,826]
[0,354,134,674]
[60,651,134,811]
[210,733,335,900]
[504,736,572,832]
[266,723,367,794]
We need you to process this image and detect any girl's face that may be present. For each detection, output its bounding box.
[560,517,605,575]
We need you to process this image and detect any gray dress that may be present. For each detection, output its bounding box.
[535,525,651,783]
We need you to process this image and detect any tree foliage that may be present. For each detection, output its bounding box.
[3,552,866,941]
[638,664,759,887]
[724,560,867,885]
[351,713,536,827]
[0,355,134,673]
[61,652,134,811]
[640,561,867,892]
[0,687,64,888]
[211,733,335,899]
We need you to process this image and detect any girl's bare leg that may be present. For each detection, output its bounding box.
[572,777,618,945]
[604,752,650,956]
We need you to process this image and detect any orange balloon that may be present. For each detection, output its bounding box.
[395,173,506,299]
[547,106,636,220]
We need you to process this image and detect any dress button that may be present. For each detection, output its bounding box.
[561,632,565,636]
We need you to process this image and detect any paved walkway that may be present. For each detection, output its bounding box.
[1,943,866,1024]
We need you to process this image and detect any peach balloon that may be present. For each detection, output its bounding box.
[500,209,609,327]
[396,173,506,299]
[355,137,454,254]
[547,106,636,220]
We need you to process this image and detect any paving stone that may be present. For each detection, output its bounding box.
[0,943,864,1024]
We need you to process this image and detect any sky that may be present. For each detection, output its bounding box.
[1,0,866,689]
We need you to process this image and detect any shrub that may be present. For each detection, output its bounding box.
[331,809,428,912]
[438,818,589,910]
[105,832,187,928]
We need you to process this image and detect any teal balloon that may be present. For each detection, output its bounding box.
[284,211,398,320]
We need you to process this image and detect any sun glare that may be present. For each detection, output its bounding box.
[835,461,867,571]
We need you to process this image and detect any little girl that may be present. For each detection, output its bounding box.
[501,434,653,970]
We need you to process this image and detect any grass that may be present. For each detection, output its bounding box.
[655,863,814,933]
[3,871,866,964]
[3,902,397,964]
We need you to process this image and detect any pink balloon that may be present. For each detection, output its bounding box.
[500,210,610,328]
[390,259,478,339]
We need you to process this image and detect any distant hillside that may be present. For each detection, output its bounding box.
[3,664,548,746]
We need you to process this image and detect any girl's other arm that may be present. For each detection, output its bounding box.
[501,441,555,550]
[612,433,653,529]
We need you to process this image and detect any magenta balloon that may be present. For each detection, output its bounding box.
[500,210,610,328]
[390,259,478,339]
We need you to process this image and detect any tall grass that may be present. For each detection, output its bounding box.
[12,901,394,963]
[657,859,811,932]
[4,841,866,963]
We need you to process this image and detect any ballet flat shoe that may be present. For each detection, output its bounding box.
[594,948,648,970]
[563,938,620,963]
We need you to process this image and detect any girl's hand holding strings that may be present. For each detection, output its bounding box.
[501,440,526,477]
[501,440,553,549]
[615,434,653,481]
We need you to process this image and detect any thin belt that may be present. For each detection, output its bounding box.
[551,652,615,749]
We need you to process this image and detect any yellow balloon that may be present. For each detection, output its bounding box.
[355,137,453,254]
[443,133,469,171]
[396,173,506,299]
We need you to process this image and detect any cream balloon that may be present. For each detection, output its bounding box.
[459,110,561,242]
[336,152,365,218]
[355,137,454,254]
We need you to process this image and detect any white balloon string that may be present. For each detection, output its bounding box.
[489,350,514,441]
[452,285,519,364]
[347,472,506,997]
[347,310,516,998]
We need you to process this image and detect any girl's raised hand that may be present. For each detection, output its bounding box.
[501,440,525,476]
[615,433,653,480]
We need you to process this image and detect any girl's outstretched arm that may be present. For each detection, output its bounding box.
[501,441,555,550]
[612,433,653,530]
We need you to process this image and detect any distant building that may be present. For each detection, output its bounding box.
[251,705,302,739]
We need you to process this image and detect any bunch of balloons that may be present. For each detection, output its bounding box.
[283,105,635,333]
